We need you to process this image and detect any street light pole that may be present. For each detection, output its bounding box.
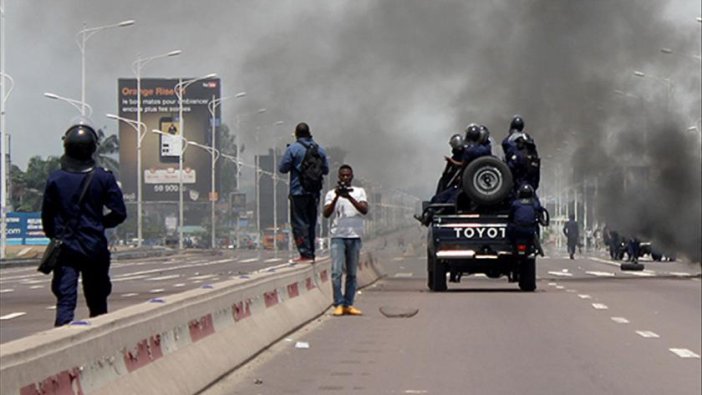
[187,141,220,249]
[131,50,181,248]
[76,19,134,116]
[0,0,9,260]
[44,92,94,117]
[270,121,285,255]
[174,74,216,250]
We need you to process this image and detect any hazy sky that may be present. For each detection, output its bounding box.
[2,1,700,196]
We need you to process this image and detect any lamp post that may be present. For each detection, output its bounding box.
[173,74,216,249]
[152,129,189,248]
[76,19,134,116]
[130,50,181,248]
[270,121,285,255]
[0,0,7,260]
[207,91,246,249]
[44,92,93,117]
[187,141,220,249]
[106,113,146,245]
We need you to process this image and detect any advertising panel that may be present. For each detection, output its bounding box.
[117,78,221,202]
[5,212,49,245]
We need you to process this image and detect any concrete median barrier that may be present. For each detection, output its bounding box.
[0,251,382,394]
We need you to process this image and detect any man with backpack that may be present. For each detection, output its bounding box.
[279,122,329,262]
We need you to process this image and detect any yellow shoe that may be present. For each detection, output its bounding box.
[344,306,363,316]
[332,306,345,316]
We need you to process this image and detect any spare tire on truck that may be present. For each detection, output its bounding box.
[462,156,513,206]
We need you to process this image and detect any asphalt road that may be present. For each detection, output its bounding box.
[0,248,305,344]
[203,249,701,395]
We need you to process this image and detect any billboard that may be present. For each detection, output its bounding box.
[5,212,49,246]
[117,78,221,202]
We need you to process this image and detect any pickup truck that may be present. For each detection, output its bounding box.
[423,156,546,292]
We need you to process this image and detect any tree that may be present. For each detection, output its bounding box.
[95,127,120,177]
[11,156,61,212]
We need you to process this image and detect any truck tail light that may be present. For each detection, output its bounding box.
[517,244,527,252]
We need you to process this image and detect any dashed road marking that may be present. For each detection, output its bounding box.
[548,271,573,277]
[264,258,283,263]
[173,283,186,287]
[611,317,630,324]
[636,331,660,338]
[586,271,615,277]
[122,293,139,297]
[29,285,44,289]
[240,258,259,263]
[592,303,608,310]
[0,312,27,320]
[147,274,181,281]
[555,285,565,290]
[0,289,14,293]
[393,272,414,278]
[588,257,620,267]
[628,271,655,277]
[668,272,691,277]
[578,294,592,299]
[190,274,216,280]
[669,348,700,358]
[548,282,558,286]
[46,306,56,310]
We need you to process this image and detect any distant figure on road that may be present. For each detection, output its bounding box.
[279,122,329,263]
[563,214,580,260]
[323,165,368,316]
[41,120,126,327]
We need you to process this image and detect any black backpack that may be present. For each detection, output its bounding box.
[298,141,325,193]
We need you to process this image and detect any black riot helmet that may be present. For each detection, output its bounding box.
[464,123,481,143]
[478,124,490,144]
[510,115,524,133]
[517,184,535,199]
[63,121,98,161]
[449,133,464,150]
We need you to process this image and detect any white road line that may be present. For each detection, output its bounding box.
[548,271,573,277]
[636,331,660,338]
[149,289,165,294]
[393,272,414,278]
[240,258,259,263]
[669,348,700,358]
[628,271,655,277]
[578,294,592,299]
[548,282,558,286]
[264,258,283,263]
[668,272,691,277]
[0,312,27,320]
[112,275,149,282]
[586,271,616,277]
[0,289,14,293]
[555,285,565,290]
[173,283,186,287]
[190,274,216,280]
[611,317,630,324]
[392,257,405,261]
[29,285,44,289]
[146,274,181,281]
[592,303,608,310]
[121,293,139,297]
[46,306,56,310]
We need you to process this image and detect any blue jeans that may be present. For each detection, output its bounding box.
[331,238,362,307]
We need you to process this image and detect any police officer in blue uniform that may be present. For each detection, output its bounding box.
[41,120,127,326]
[503,115,541,192]
[563,214,580,260]
[507,184,544,256]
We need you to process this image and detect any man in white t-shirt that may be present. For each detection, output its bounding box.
[323,164,368,316]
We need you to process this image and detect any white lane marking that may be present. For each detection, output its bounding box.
[669,348,700,358]
[46,306,56,310]
[173,283,186,287]
[264,258,283,263]
[548,282,558,286]
[636,331,660,338]
[628,271,655,277]
[20,279,46,285]
[611,317,630,324]
[668,272,691,277]
[586,271,615,277]
[240,258,258,263]
[29,285,44,289]
[121,293,139,297]
[404,391,428,394]
[146,274,181,281]
[592,303,608,310]
[578,294,592,299]
[588,257,620,267]
[149,289,165,294]
[190,274,216,280]
[555,285,565,290]
[392,257,405,261]
[113,258,236,278]
[393,272,414,278]
[0,312,27,320]
[0,289,14,293]
[548,271,573,277]
[112,275,149,282]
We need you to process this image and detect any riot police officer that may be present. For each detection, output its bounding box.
[436,133,465,194]
[503,115,541,192]
[563,214,580,260]
[41,120,127,326]
[507,184,544,256]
